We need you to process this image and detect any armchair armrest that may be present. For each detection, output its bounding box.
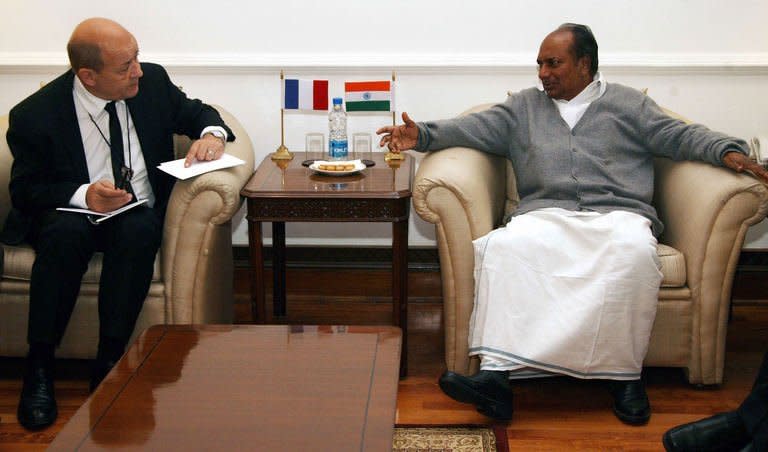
[161,106,255,324]
[654,158,768,383]
[655,158,768,288]
[413,147,507,236]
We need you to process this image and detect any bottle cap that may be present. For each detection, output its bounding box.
[332,97,343,105]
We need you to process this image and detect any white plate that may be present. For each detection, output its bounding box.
[309,160,366,176]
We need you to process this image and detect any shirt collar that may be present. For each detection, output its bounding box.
[73,75,114,118]
[553,71,606,106]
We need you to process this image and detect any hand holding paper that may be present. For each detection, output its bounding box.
[184,133,226,167]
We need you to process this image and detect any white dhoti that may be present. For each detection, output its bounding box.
[469,208,663,380]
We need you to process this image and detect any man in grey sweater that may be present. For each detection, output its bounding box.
[378,23,768,426]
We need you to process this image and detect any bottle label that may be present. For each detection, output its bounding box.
[329,139,348,159]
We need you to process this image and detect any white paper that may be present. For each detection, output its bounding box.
[57,199,148,223]
[158,153,246,180]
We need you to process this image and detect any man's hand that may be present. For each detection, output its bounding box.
[85,180,133,213]
[184,133,225,167]
[723,151,768,183]
[376,112,419,153]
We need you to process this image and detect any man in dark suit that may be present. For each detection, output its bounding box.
[663,350,768,451]
[4,17,235,430]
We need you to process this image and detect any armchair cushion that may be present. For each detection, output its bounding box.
[2,244,162,283]
[658,244,686,288]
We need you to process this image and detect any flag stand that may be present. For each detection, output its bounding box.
[385,70,403,161]
[272,71,293,161]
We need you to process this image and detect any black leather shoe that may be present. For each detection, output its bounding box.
[740,442,756,452]
[89,359,117,392]
[662,411,750,451]
[17,364,58,430]
[438,370,513,421]
[609,379,650,425]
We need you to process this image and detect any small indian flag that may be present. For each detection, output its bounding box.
[344,81,394,112]
[283,79,329,111]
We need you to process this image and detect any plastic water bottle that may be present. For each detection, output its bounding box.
[328,97,348,160]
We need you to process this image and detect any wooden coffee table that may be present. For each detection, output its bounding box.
[50,324,401,451]
[241,153,413,376]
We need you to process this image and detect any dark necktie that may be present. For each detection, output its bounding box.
[104,101,134,196]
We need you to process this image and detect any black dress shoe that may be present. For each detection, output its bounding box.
[90,359,117,392]
[662,411,750,452]
[609,379,650,425]
[438,370,513,421]
[17,364,58,430]
[740,442,756,452]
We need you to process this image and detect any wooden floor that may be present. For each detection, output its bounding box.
[0,267,766,451]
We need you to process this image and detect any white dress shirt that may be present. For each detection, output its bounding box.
[70,76,227,209]
[548,71,607,130]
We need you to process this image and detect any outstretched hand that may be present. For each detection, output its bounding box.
[376,112,419,153]
[723,151,768,184]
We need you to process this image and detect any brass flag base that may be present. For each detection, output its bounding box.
[271,144,293,161]
[384,151,404,161]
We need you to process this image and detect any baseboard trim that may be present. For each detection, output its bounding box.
[232,246,767,304]
[737,249,768,271]
[233,245,440,271]
[234,247,768,272]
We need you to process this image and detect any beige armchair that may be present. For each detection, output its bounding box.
[0,105,254,359]
[413,103,768,385]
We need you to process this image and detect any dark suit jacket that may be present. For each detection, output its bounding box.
[2,63,234,244]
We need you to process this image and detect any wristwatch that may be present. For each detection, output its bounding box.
[205,130,226,145]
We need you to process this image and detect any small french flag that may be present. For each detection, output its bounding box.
[283,79,329,111]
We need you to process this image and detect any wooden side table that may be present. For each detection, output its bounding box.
[241,153,413,375]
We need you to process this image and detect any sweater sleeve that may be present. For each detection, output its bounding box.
[640,94,748,166]
[414,96,521,157]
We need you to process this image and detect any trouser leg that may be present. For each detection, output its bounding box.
[27,212,96,345]
[96,206,162,348]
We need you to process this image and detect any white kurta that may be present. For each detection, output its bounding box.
[469,208,663,380]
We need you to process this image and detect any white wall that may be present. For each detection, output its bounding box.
[2,1,768,248]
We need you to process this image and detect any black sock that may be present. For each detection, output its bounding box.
[28,342,54,361]
[26,342,55,372]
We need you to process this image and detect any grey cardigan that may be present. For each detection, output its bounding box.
[415,83,749,236]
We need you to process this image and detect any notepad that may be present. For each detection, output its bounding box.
[57,199,148,224]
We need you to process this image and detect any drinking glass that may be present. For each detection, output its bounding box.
[352,132,372,163]
[305,133,325,162]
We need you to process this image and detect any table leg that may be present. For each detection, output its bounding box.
[392,219,408,377]
[248,220,266,323]
[272,221,287,317]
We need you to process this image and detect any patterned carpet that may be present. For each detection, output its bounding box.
[393,425,509,452]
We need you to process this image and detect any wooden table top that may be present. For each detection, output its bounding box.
[241,153,414,200]
[50,324,402,451]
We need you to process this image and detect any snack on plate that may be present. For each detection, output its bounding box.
[318,162,355,171]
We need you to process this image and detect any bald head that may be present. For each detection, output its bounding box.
[67,18,143,100]
[67,18,133,72]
